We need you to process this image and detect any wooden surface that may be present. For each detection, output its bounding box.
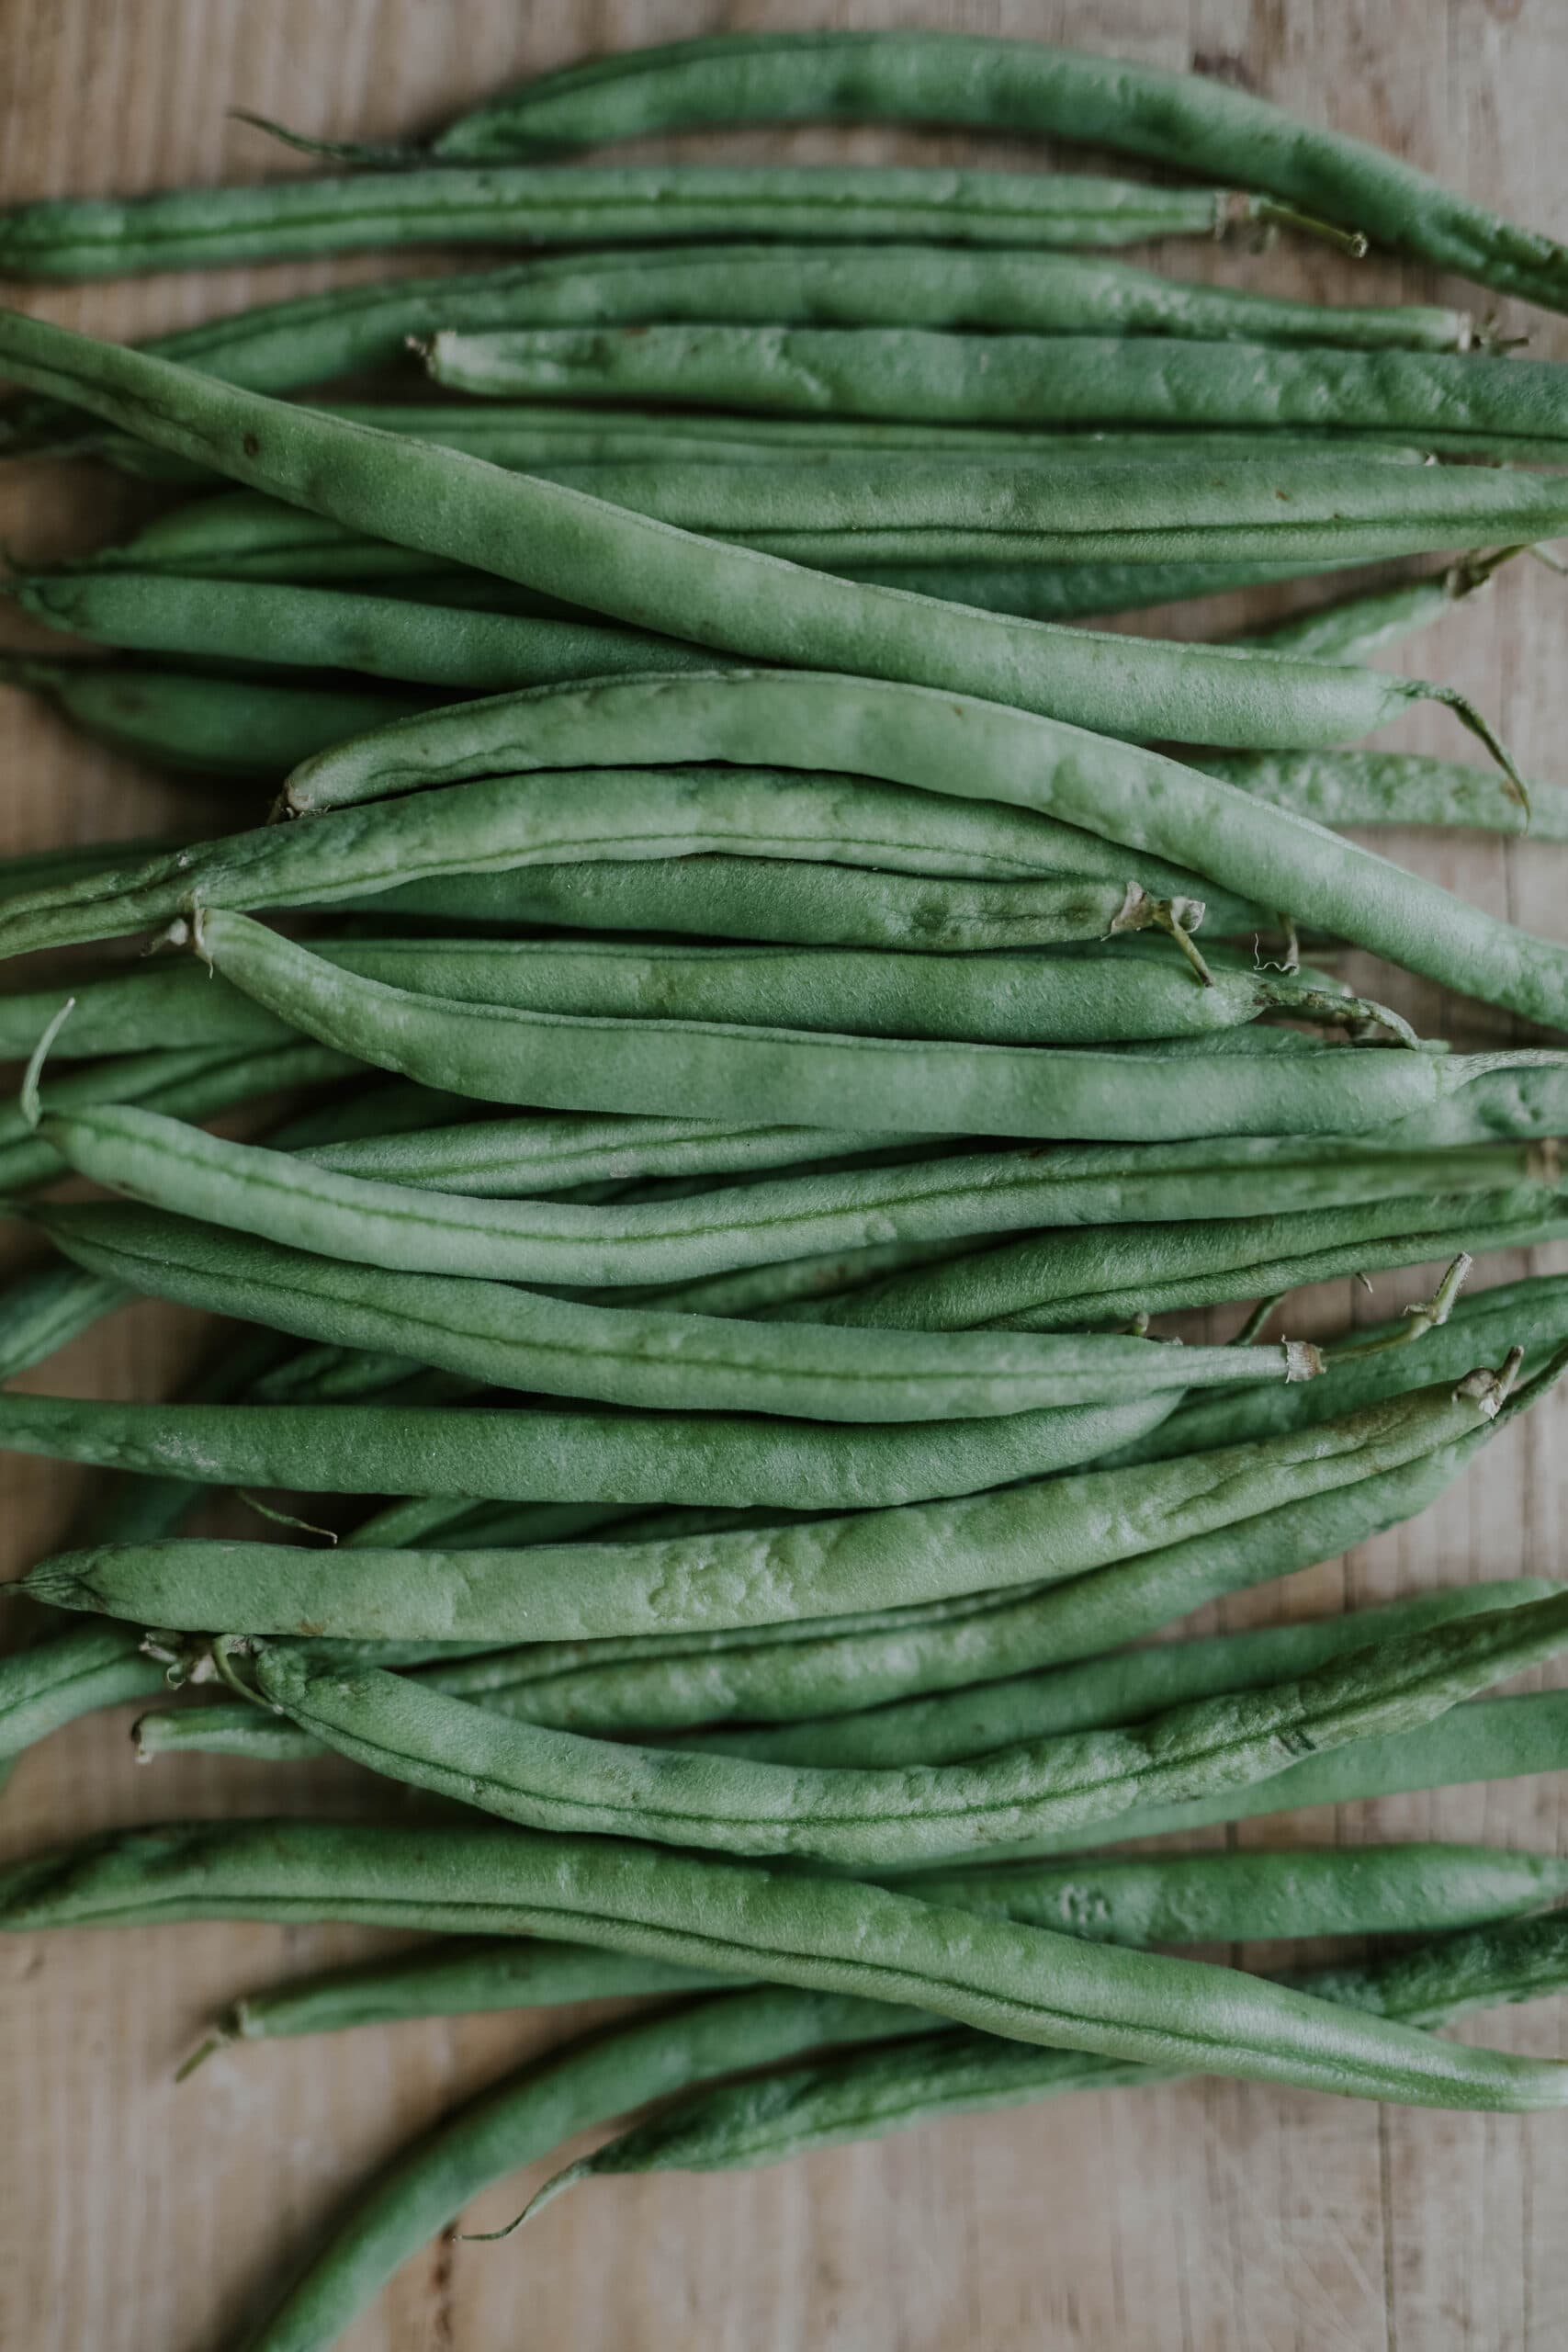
[6,2,1568,2345]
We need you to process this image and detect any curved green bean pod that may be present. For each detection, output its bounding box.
[0,164,1258,282]
[35,1102,1538,1295]
[0,655,431,780]
[1207,746,1568,842]
[1233,562,1500,666]
[0,1041,357,1198]
[0,760,1238,959]
[1022,1689,1568,1856]
[778,1189,1568,1334]
[28,1372,1511,1646]
[230,1590,1568,1867]
[214,1838,1568,2045]
[137,1580,1558,1771]
[0,313,1498,761]
[27,1194,1303,1425]
[550,1906,1568,2208]
[13,571,728,695]
[12,932,1337,1059]
[679,1583,1563,1771]
[13,1816,1568,2123]
[422,323,1568,453]
[0,1623,164,1768]
[0,1260,130,1381]
[190,913,1563,1142]
[428,31,1568,313]
[279,671,1568,1027]
[354,854,1247,952]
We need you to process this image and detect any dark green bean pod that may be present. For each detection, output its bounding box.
[0,1260,130,1381]
[0,1624,164,1770]
[424,31,1568,312]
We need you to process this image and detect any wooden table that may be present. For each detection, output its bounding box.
[5,3,1568,2344]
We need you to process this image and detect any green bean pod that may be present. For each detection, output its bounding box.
[548,1906,1568,2208]
[0,1624,164,1770]
[0,1260,130,1381]
[26,1371,1514,1646]
[211,1837,1568,2046]
[426,31,1568,312]
[0,313,1504,760]
[1206,746,1568,842]
[0,164,1257,281]
[419,323,1568,452]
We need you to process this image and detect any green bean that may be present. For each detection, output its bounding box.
[1122,1271,1568,1466]
[213,1838,1568,2054]
[75,452,1442,582]
[306,1109,922,1199]
[0,314,1500,761]
[28,1369,1515,1646]
[234,1588,1568,1868]
[28,1193,1301,1427]
[12,571,732,694]
[1206,745,1568,841]
[265,1077,467,1156]
[0,758,1241,959]
[10,1816,1568,2126]
[444,1387,1516,1735]
[0,1623,164,1769]
[548,1906,1568,2208]
[0,655,432,780]
[15,932,1348,1059]
[0,1260,130,1381]
[0,831,187,899]
[276,669,1568,1026]
[195,912,1562,1143]
[0,164,1272,283]
[428,31,1568,313]
[680,1583,1563,1770]
[421,323,1568,454]
[352,854,1247,953]
[1021,1690,1568,1856]
[53,1107,1535,1297]
[138,1579,1556,1776]
[776,1189,1568,1335]
[0,1041,359,1198]
[0,1378,1177,1515]
[1232,561,1502,665]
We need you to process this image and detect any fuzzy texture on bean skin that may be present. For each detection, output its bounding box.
[25,1195,1302,1427]
[0,164,1245,281]
[420,324,1568,452]
[0,1382,1176,1514]
[3,935,1346,1060]
[278,672,1568,1031]
[549,1908,1568,2206]
[35,1102,1538,1294]
[427,30,1568,312]
[0,759,1241,958]
[0,656,432,780]
[25,1374,1509,1646]
[0,313,1493,760]
[190,913,1547,1141]
[213,1839,1568,2044]
[5,1815,1566,2124]
[11,571,729,694]
[237,1591,1568,1867]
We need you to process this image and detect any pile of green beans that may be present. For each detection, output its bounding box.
[14,32,1568,2344]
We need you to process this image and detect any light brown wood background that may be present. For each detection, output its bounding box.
[6,1,1568,2345]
